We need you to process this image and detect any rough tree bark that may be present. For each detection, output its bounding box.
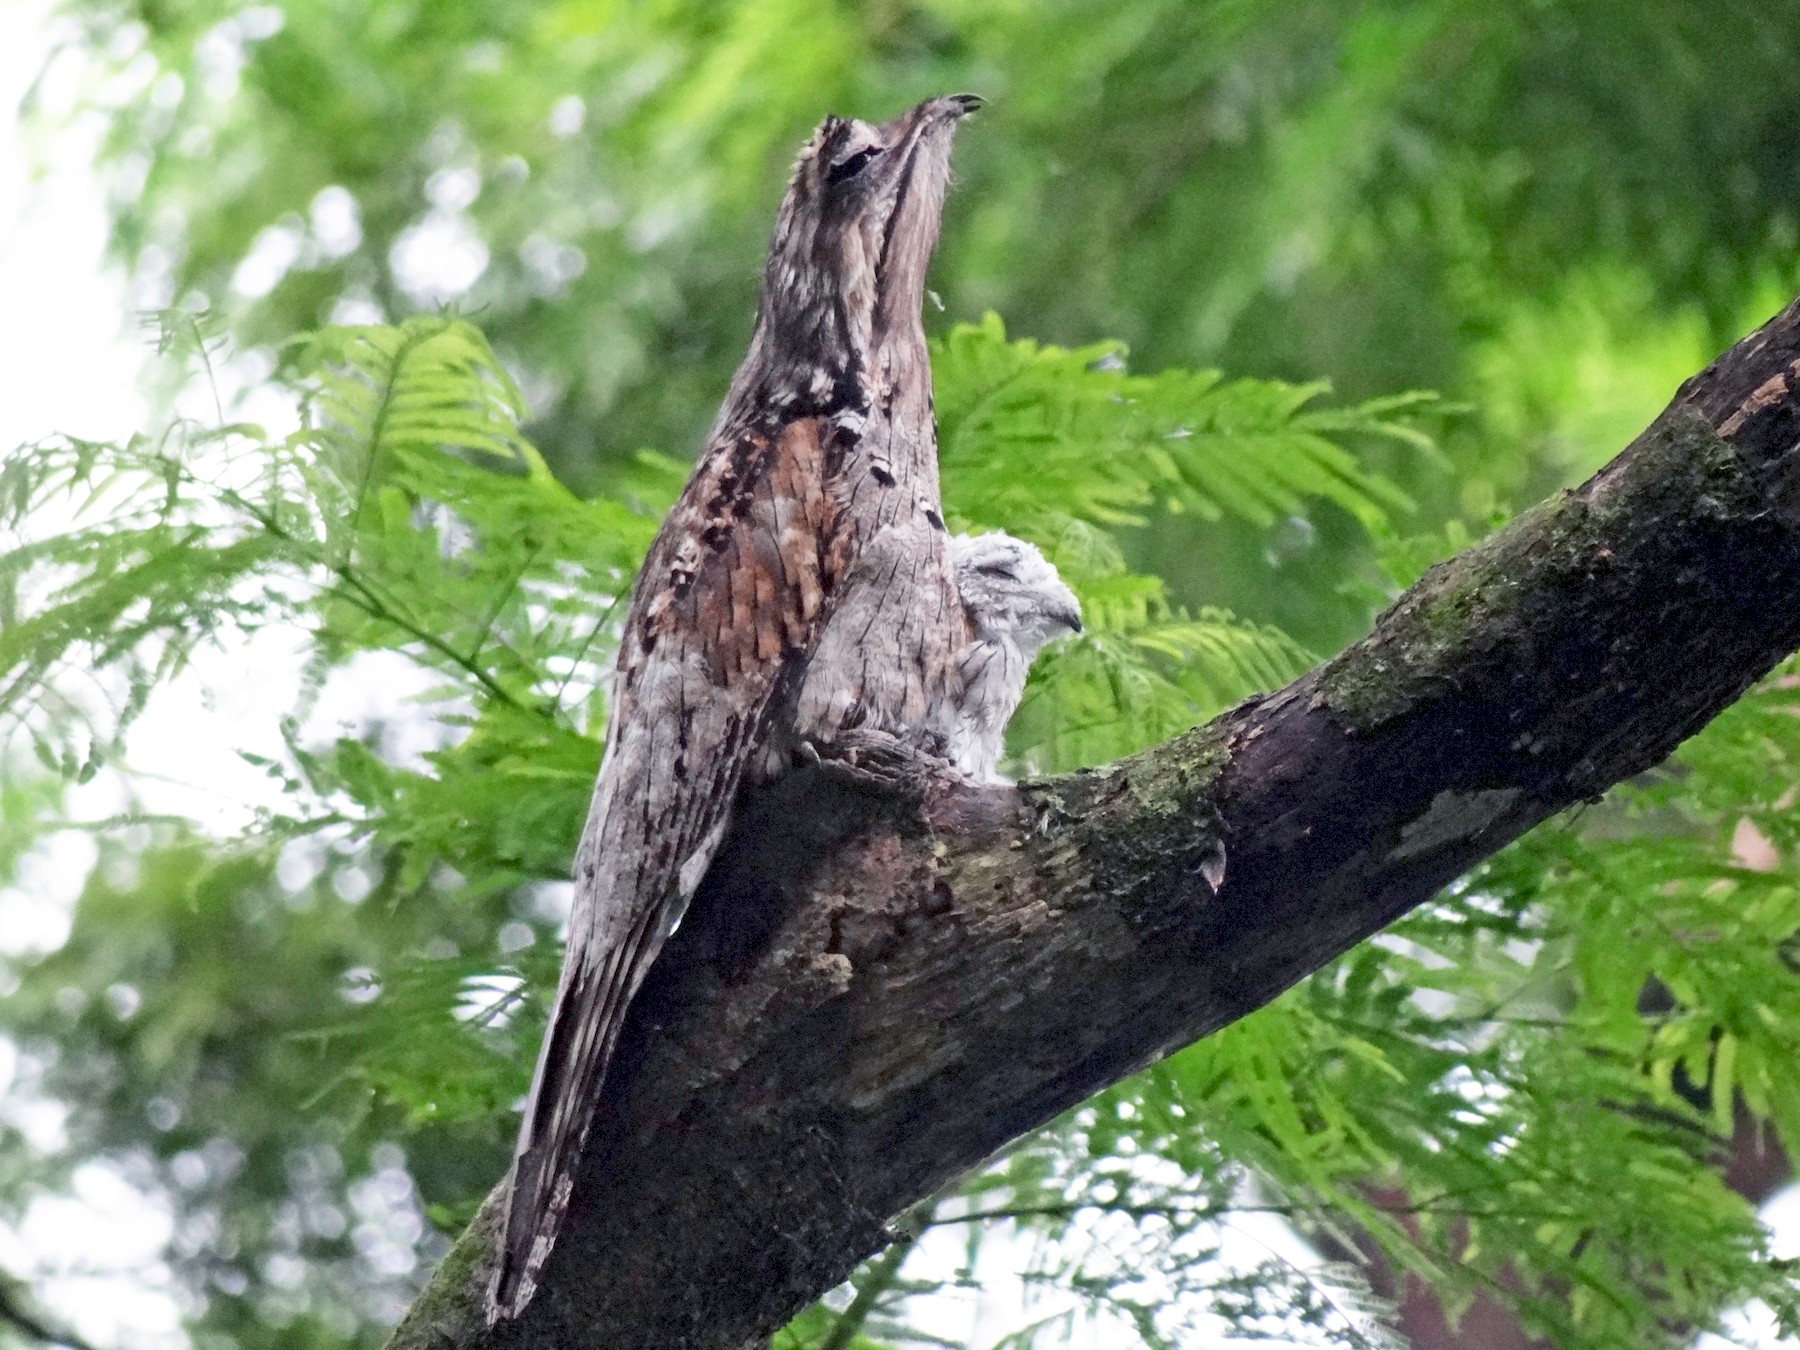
[388,295,1800,1350]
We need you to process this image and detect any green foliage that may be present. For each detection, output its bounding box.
[1,314,1438,1347]
[892,635,1800,1345]
[3,303,1797,1348]
[6,315,1800,1349]
[936,315,1434,769]
[47,0,1800,518]
[12,2,1800,1346]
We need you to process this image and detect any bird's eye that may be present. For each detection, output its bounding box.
[977,563,1017,580]
[827,146,883,185]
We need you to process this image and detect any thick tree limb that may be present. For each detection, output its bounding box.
[388,294,1800,1350]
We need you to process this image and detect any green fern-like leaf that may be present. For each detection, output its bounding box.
[932,317,1431,775]
[936,313,1433,533]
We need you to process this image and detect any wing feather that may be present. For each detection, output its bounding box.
[490,418,839,1318]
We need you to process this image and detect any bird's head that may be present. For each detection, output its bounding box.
[757,94,982,390]
[952,532,1084,656]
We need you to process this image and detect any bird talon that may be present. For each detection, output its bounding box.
[801,730,933,802]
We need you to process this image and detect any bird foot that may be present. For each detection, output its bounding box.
[796,729,938,803]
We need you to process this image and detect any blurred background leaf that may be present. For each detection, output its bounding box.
[5,2,1800,1347]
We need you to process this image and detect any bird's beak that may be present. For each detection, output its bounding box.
[885,93,984,145]
[1057,604,1083,635]
[868,95,982,329]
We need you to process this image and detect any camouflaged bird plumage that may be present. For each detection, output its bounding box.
[491,94,982,1321]
[948,532,1083,783]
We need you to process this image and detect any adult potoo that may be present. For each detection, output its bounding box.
[947,532,1083,783]
[491,94,982,1321]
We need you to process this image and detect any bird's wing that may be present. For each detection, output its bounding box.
[491,416,844,1318]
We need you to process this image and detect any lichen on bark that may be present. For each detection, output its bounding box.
[1030,723,1231,919]
[389,1191,501,1350]
[1315,406,1799,750]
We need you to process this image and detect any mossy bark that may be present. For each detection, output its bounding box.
[389,293,1800,1350]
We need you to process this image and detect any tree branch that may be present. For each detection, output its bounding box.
[387,293,1800,1350]
[813,1221,922,1350]
[0,1275,102,1350]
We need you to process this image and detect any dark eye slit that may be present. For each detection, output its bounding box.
[828,146,882,184]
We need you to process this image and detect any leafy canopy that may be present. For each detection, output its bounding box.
[11,1,1800,1344]
[4,310,1800,1350]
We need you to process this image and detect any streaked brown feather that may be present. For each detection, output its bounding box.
[491,94,981,1321]
[493,418,837,1315]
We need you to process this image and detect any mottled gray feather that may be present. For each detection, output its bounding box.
[490,94,982,1321]
[947,532,1082,784]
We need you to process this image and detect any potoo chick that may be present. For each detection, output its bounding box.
[490,95,983,1321]
[948,532,1083,783]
